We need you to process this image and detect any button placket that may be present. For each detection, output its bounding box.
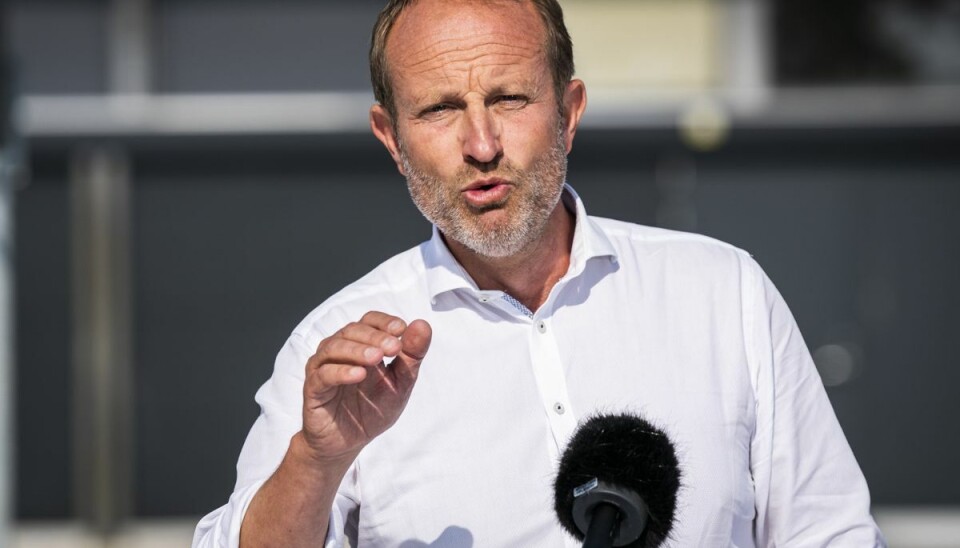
[527,315,577,458]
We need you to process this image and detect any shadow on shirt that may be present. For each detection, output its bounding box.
[398,526,474,547]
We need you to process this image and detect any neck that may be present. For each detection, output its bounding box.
[444,202,575,313]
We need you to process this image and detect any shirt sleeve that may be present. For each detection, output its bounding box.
[192,331,361,547]
[743,256,886,547]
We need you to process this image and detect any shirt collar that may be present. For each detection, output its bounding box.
[421,184,619,300]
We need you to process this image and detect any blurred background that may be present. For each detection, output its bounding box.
[2,0,959,546]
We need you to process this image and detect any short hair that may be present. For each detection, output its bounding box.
[369,0,575,119]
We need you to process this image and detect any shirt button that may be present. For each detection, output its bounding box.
[553,402,565,415]
[479,296,489,303]
[537,320,547,333]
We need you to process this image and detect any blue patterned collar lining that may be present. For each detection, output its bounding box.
[500,292,534,318]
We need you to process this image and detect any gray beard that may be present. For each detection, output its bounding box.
[399,127,568,258]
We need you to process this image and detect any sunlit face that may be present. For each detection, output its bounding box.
[398,125,567,257]
[378,0,576,257]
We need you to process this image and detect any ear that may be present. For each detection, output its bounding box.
[370,104,406,175]
[560,79,587,154]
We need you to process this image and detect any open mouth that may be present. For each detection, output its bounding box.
[463,180,511,208]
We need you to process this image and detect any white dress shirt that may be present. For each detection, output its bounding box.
[194,186,885,547]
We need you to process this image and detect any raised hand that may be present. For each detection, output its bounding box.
[301,311,432,464]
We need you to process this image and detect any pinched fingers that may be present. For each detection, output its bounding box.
[304,312,408,392]
[304,338,383,395]
[358,311,407,337]
[319,319,403,362]
[335,320,403,357]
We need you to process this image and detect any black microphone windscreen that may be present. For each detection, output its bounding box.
[554,412,681,548]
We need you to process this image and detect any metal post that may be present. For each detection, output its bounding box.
[0,169,12,548]
[66,0,153,535]
[723,0,772,107]
[0,10,18,546]
[109,0,154,95]
[70,146,134,535]
[0,155,13,548]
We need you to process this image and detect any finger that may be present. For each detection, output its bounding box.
[401,319,432,360]
[359,311,407,337]
[390,319,432,382]
[314,337,386,368]
[336,322,402,356]
[305,361,367,400]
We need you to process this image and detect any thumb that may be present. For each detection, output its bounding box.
[391,319,432,383]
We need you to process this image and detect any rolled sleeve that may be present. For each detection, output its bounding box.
[193,479,267,548]
[193,331,325,547]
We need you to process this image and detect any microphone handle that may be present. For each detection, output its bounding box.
[582,502,620,548]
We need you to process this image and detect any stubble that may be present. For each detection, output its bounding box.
[399,125,568,258]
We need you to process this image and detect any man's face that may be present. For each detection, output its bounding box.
[375,0,578,258]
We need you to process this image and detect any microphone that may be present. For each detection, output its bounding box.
[553,412,681,548]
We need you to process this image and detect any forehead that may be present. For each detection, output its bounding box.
[385,0,548,87]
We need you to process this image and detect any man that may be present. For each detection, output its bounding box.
[195,0,885,546]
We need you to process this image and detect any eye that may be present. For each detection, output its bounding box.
[494,95,529,109]
[420,103,453,117]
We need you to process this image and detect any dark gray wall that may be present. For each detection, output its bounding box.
[8,0,383,96]
[15,154,73,519]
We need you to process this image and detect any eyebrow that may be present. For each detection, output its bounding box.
[413,78,545,107]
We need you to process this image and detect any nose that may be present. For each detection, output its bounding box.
[460,106,502,167]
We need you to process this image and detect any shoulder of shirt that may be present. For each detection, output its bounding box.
[289,241,430,341]
[588,214,755,263]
